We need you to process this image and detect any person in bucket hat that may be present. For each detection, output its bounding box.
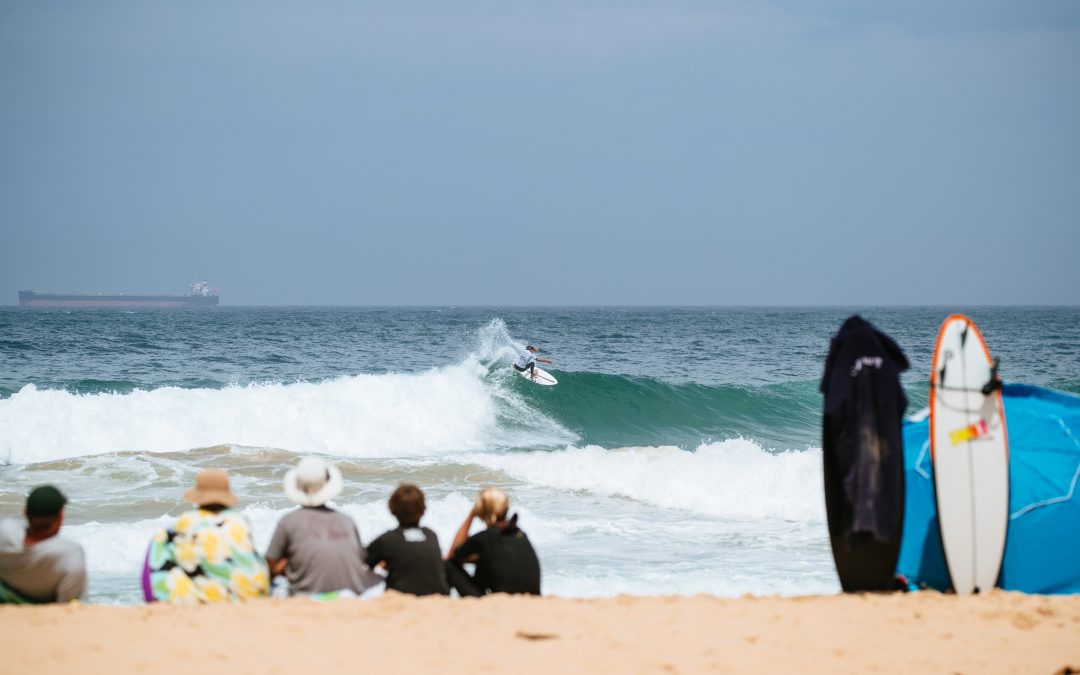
[282,456,344,507]
[266,457,380,597]
[183,468,239,507]
[143,469,269,604]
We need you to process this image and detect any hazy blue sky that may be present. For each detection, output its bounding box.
[1,1,1077,305]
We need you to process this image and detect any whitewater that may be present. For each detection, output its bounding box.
[2,306,1077,602]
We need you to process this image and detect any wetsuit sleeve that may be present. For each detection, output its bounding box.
[365,532,387,567]
[452,530,484,563]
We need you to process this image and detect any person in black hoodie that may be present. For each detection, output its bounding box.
[821,315,909,591]
[445,487,541,597]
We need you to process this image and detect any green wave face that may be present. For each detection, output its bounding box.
[516,371,824,451]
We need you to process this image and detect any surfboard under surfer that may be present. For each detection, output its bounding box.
[513,345,551,380]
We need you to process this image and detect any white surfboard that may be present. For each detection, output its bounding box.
[517,366,557,386]
[930,314,1009,594]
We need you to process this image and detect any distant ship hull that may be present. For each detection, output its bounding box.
[18,291,220,308]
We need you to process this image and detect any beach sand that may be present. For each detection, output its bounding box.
[1,591,1078,674]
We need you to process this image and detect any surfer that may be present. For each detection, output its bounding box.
[513,345,551,380]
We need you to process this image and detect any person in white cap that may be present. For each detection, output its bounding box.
[265,457,379,597]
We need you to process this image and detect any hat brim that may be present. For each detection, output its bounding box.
[283,463,344,507]
[183,487,238,508]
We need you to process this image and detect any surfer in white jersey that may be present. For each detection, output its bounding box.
[513,345,551,380]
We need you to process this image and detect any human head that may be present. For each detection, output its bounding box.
[183,468,239,508]
[24,485,67,537]
[283,457,343,507]
[526,345,540,353]
[474,487,509,525]
[388,483,426,526]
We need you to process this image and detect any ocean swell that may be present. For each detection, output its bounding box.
[523,372,822,449]
[0,362,576,464]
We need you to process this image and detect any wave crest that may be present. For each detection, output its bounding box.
[0,365,576,465]
[459,438,824,522]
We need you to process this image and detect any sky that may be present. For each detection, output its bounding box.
[1,1,1078,306]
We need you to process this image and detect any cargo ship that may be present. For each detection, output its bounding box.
[18,279,220,308]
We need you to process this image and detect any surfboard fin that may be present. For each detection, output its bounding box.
[936,350,952,388]
[981,359,1002,395]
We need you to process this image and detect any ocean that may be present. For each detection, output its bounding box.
[1,306,1078,603]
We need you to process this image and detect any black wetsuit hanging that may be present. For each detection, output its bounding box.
[820,315,909,591]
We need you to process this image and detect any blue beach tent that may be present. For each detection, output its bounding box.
[896,384,1080,594]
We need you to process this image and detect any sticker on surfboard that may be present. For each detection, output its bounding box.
[929,314,1009,594]
[518,366,557,386]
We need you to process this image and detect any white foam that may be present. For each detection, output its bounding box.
[0,353,575,465]
[457,439,825,522]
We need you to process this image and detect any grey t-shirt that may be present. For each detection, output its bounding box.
[265,506,378,595]
[0,517,87,603]
[515,350,535,369]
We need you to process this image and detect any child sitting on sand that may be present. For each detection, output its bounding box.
[445,487,541,597]
[365,483,450,596]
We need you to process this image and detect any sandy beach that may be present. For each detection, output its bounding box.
[2,591,1077,674]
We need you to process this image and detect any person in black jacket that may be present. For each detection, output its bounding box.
[445,488,540,597]
[821,315,909,591]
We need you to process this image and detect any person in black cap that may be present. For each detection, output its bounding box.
[0,485,87,604]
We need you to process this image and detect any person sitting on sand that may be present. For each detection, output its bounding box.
[366,483,450,596]
[445,487,541,597]
[0,485,87,604]
[513,345,552,380]
[265,457,380,598]
[143,469,269,604]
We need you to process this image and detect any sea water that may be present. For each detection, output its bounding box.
[1,306,1077,603]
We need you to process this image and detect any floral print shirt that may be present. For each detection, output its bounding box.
[144,508,269,604]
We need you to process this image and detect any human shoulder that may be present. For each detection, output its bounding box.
[275,507,307,526]
[31,534,85,568]
[0,517,24,552]
[269,507,315,541]
[365,526,403,565]
[462,524,498,548]
[368,527,399,546]
[172,508,204,533]
[317,506,358,532]
[285,507,356,535]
